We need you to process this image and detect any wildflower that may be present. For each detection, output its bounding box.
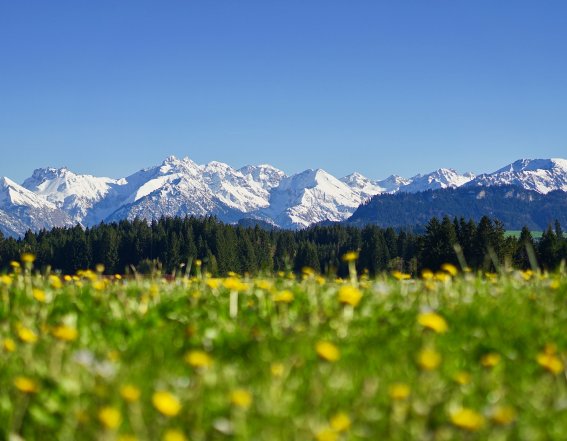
[421,269,434,280]
[392,271,411,280]
[434,271,451,282]
[341,251,359,262]
[480,352,501,368]
[32,289,46,302]
[206,278,221,289]
[441,263,458,276]
[3,338,16,352]
[49,275,63,289]
[120,384,141,402]
[223,278,247,292]
[163,429,187,441]
[273,290,294,303]
[152,391,181,416]
[255,279,273,290]
[491,405,517,425]
[17,325,38,343]
[417,348,441,371]
[338,286,362,307]
[184,350,213,368]
[453,371,471,385]
[389,383,411,400]
[537,347,563,375]
[14,376,39,393]
[302,267,316,277]
[52,325,78,342]
[21,253,36,264]
[114,274,122,280]
[316,341,340,362]
[417,311,448,334]
[271,362,285,377]
[96,264,105,273]
[10,261,20,269]
[450,408,485,431]
[98,406,122,429]
[230,388,253,409]
[194,259,202,267]
[315,428,338,441]
[0,275,12,286]
[330,412,351,432]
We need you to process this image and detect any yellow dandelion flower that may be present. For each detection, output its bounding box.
[418,348,441,371]
[52,325,78,342]
[392,270,411,280]
[17,325,38,343]
[315,428,338,441]
[330,412,351,432]
[453,371,471,385]
[98,406,122,429]
[114,274,122,280]
[434,271,451,282]
[163,429,187,441]
[32,289,46,302]
[14,376,39,393]
[3,338,16,353]
[389,383,411,400]
[255,279,273,290]
[417,311,448,334]
[421,269,434,280]
[21,253,36,264]
[450,408,485,431]
[230,388,253,409]
[338,286,362,307]
[184,350,213,368]
[273,290,294,303]
[152,391,181,417]
[316,341,340,362]
[95,264,105,273]
[49,275,62,289]
[480,352,501,368]
[491,405,517,425]
[271,362,285,378]
[341,251,359,262]
[10,261,20,269]
[223,278,247,292]
[0,274,12,286]
[441,263,458,276]
[206,278,221,289]
[537,352,564,375]
[120,384,141,402]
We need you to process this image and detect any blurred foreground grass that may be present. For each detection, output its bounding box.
[1,257,567,440]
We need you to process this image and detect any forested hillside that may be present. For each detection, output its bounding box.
[0,216,565,276]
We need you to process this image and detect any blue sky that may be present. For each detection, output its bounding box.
[1,1,566,183]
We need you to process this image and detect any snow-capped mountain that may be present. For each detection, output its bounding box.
[1,156,565,236]
[22,167,124,223]
[467,158,567,194]
[0,177,72,237]
[399,168,476,193]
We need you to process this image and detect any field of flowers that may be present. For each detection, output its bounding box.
[1,255,566,440]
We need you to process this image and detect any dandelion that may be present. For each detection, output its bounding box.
[338,286,362,307]
[120,384,141,402]
[21,253,36,264]
[316,341,340,362]
[441,263,458,276]
[537,349,563,375]
[417,348,441,371]
[273,290,294,303]
[152,391,181,416]
[223,278,247,292]
[17,325,38,343]
[450,408,485,431]
[330,412,351,432]
[481,352,501,368]
[341,251,358,262]
[389,383,411,400]
[453,371,471,385]
[271,362,285,377]
[163,429,187,441]
[392,271,411,280]
[184,350,213,368]
[315,428,338,441]
[417,311,448,334]
[52,325,78,342]
[14,376,39,393]
[421,269,434,280]
[206,278,221,289]
[0,274,12,286]
[98,406,122,429]
[32,289,46,302]
[230,388,253,409]
[49,275,63,289]
[3,338,16,353]
[491,405,517,425]
[10,261,20,269]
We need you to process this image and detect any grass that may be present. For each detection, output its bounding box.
[1,259,566,440]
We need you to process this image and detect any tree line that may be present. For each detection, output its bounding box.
[0,216,565,276]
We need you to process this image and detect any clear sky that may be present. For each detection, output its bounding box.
[1,1,566,183]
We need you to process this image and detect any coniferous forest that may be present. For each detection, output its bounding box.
[0,216,565,276]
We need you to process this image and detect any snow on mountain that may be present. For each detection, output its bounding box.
[0,177,72,236]
[261,169,363,229]
[399,169,475,193]
[468,158,567,194]
[239,164,286,190]
[22,167,123,223]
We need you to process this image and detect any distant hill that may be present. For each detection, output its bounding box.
[347,186,567,230]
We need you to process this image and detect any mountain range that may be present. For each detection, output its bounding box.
[0,156,566,237]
